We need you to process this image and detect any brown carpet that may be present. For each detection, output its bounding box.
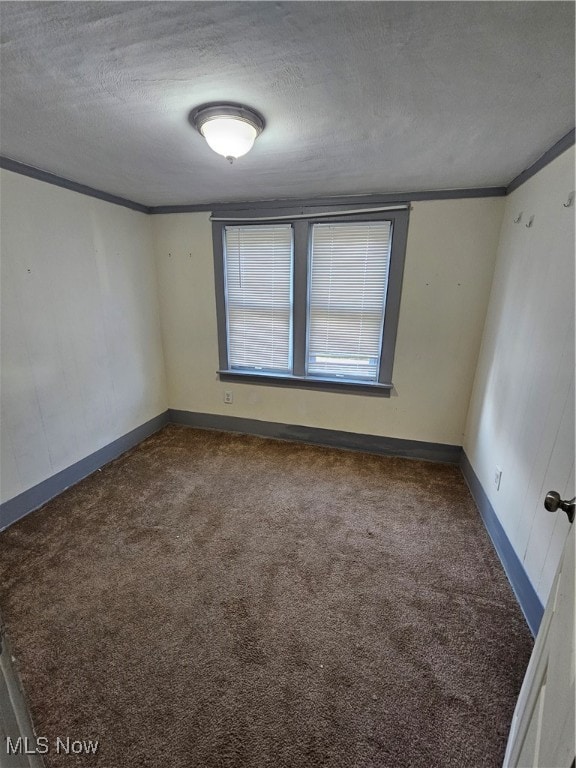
[0,425,532,768]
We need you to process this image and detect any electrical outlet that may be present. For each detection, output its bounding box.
[494,466,502,491]
[223,391,233,405]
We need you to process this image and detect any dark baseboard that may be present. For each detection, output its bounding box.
[460,452,544,636]
[168,409,462,464]
[2,410,541,638]
[0,411,170,531]
[0,410,461,531]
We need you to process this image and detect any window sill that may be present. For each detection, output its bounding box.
[217,370,393,397]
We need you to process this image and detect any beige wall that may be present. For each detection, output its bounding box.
[153,197,504,445]
[2,154,571,608]
[464,147,575,605]
[0,170,168,503]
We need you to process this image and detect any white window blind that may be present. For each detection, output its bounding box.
[307,221,392,381]
[224,224,293,373]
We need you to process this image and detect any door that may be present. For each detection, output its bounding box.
[503,518,575,767]
[0,622,44,768]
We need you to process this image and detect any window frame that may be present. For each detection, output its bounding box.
[212,207,410,397]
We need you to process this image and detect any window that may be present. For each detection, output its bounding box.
[307,221,391,382]
[224,224,293,373]
[213,206,409,396]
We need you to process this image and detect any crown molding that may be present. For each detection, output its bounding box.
[506,128,575,195]
[2,128,574,213]
[0,156,150,213]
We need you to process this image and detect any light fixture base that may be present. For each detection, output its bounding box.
[189,103,265,136]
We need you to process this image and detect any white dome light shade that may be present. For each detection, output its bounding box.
[200,117,258,160]
[190,104,265,163]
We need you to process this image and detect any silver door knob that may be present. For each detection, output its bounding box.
[544,491,575,523]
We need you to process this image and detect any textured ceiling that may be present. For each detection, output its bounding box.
[0,1,574,207]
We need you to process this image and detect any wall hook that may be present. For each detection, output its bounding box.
[525,215,534,228]
[563,192,574,208]
[513,212,523,223]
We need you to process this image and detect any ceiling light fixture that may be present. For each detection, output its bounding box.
[190,103,264,163]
